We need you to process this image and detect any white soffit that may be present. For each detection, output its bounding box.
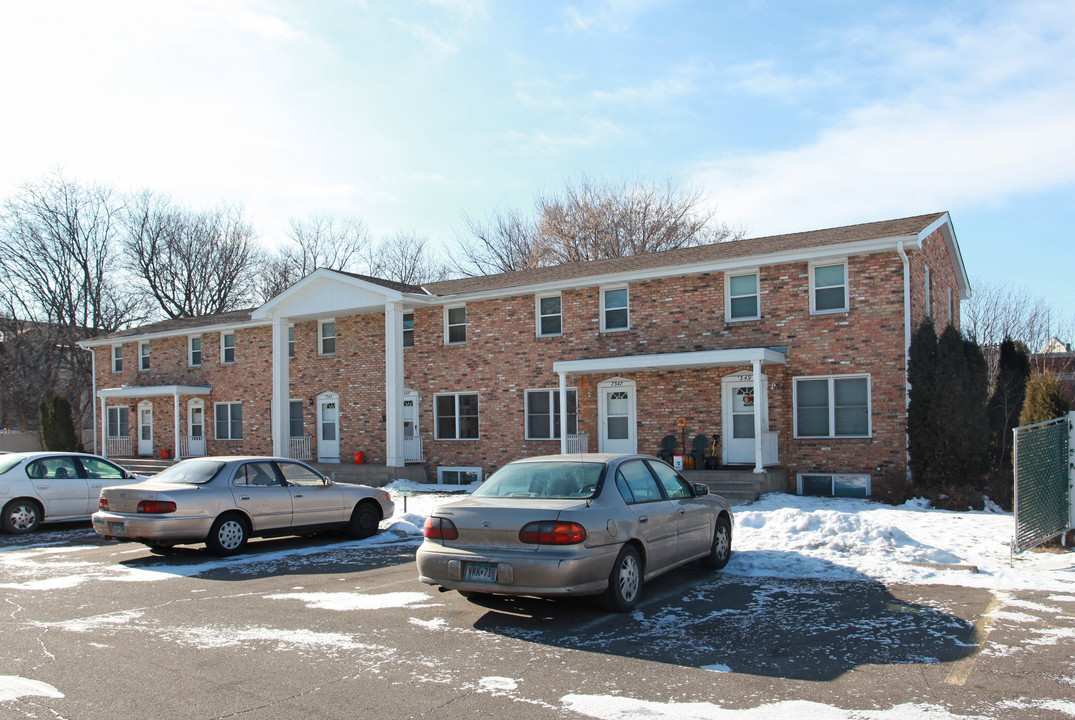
[97,385,211,398]
[553,347,786,375]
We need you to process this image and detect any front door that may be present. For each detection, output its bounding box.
[599,378,636,454]
[137,402,153,456]
[188,402,206,457]
[317,393,340,463]
[722,373,766,465]
[403,389,420,462]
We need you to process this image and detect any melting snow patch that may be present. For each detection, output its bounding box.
[49,610,144,633]
[267,590,434,611]
[0,575,87,591]
[409,617,448,630]
[560,696,998,719]
[480,677,518,691]
[702,664,732,673]
[0,676,64,702]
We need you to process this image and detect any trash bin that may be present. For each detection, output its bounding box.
[673,454,684,471]
[353,451,364,465]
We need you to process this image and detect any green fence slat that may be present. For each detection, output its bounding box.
[1013,418,1070,554]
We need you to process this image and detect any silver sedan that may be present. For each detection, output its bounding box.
[416,453,732,612]
[92,456,394,555]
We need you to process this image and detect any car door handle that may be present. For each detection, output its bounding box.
[240,495,250,500]
[638,515,648,523]
[293,494,303,498]
[678,508,687,515]
[37,485,49,490]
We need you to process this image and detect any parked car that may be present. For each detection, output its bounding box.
[0,451,145,533]
[416,453,733,612]
[92,456,394,555]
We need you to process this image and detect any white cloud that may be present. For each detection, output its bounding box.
[591,60,704,106]
[563,0,665,34]
[505,118,629,153]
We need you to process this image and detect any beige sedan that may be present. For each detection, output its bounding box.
[416,453,733,612]
[92,456,393,555]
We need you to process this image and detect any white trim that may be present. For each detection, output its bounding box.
[287,324,295,358]
[597,377,636,454]
[251,267,412,319]
[724,269,761,322]
[188,335,202,367]
[433,391,479,440]
[318,318,336,355]
[535,293,563,337]
[524,387,578,440]
[271,317,290,457]
[138,341,150,371]
[214,401,243,440]
[600,285,630,332]
[385,302,405,467]
[793,374,873,439]
[554,347,785,375]
[444,304,467,345]
[436,466,483,485]
[220,331,236,364]
[81,317,269,347]
[97,384,211,398]
[111,344,123,373]
[403,311,415,348]
[809,259,849,315]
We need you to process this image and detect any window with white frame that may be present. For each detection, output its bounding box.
[525,389,578,439]
[536,294,562,337]
[403,312,414,348]
[319,320,336,355]
[924,265,932,316]
[138,341,150,371]
[726,271,760,321]
[794,375,871,438]
[435,392,478,439]
[602,286,629,331]
[111,345,123,373]
[106,406,129,437]
[214,402,243,440]
[221,332,235,364]
[288,325,295,358]
[948,288,953,321]
[289,399,303,438]
[445,306,467,344]
[798,473,870,498]
[438,467,482,485]
[810,261,848,314]
[189,336,202,366]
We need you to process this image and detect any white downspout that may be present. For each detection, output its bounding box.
[898,239,912,478]
[173,391,181,461]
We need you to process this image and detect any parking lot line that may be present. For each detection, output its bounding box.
[944,593,1002,686]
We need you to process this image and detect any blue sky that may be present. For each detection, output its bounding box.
[1,0,1072,321]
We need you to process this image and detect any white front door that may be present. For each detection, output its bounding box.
[137,402,153,456]
[402,389,420,462]
[317,393,340,462]
[188,401,206,457]
[598,379,636,454]
[722,373,766,465]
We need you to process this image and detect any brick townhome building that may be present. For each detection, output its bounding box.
[80,212,969,497]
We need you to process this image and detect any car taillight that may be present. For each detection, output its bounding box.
[98,498,109,511]
[137,500,176,514]
[423,517,458,540]
[519,521,587,545]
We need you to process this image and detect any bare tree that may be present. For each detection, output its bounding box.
[368,230,450,286]
[454,208,549,276]
[124,192,263,318]
[256,216,371,300]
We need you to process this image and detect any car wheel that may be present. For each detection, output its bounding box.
[602,544,642,612]
[2,499,42,534]
[206,514,249,556]
[700,515,732,570]
[344,502,380,539]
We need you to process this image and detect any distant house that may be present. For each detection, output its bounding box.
[79,212,970,498]
[1035,337,1075,406]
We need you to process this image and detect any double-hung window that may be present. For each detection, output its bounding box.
[536,295,562,337]
[215,402,243,440]
[525,389,578,440]
[435,392,478,440]
[319,320,336,355]
[288,400,303,438]
[221,332,236,364]
[111,345,123,373]
[139,342,150,371]
[924,266,932,316]
[288,325,295,358]
[106,406,129,437]
[794,375,871,438]
[726,271,760,321]
[445,306,466,344]
[601,287,629,332]
[810,261,848,314]
[189,336,202,367]
[403,312,414,348]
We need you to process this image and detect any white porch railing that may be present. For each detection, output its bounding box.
[404,436,424,463]
[180,436,207,458]
[762,431,780,466]
[566,433,589,454]
[106,435,132,457]
[289,436,313,460]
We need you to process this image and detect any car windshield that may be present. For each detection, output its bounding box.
[473,462,603,499]
[0,455,26,475]
[151,460,228,485]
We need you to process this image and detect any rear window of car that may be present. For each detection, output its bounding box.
[0,455,26,475]
[152,460,227,485]
[473,462,603,499]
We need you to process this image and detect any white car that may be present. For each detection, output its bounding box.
[0,452,144,533]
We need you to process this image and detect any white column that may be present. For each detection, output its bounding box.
[385,302,405,468]
[752,359,764,474]
[99,395,108,458]
[559,372,569,455]
[173,391,181,461]
[271,316,291,458]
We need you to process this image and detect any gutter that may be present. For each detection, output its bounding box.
[897,239,911,479]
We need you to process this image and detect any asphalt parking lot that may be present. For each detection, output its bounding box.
[1,524,1073,719]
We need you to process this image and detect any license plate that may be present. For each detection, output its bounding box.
[465,562,497,582]
[109,522,126,536]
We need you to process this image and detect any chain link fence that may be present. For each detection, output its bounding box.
[1012,415,1073,555]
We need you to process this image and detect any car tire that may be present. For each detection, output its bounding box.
[206,514,249,556]
[2,499,42,534]
[700,515,732,570]
[601,544,642,613]
[343,502,380,539]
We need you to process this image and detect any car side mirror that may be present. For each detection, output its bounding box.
[693,483,709,496]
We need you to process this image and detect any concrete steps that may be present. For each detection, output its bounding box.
[111,457,174,476]
[681,467,787,504]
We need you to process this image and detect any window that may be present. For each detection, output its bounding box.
[615,460,663,504]
[289,400,303,438]
[233,461,280,487]
[445,306,466,344]
[26,456,80,480]
[435,392,478,440]
[794,375,871,438]
[215,402,243,440]
[138,342,150,371]
[726,272,760,321]
[277,461,324,486]
[319,320,336,355]
[810,261,848,314]
[288,325,295,358]
[525,389,578,440]
[798,473,870,498]
[438,467,482,485]
[536,295,562,337]
[601,287,629,331]
[111,345,123,373]
[78,456,127,480]
[189,336,202,366]
[648,460,693,499]
[924,265,932,316]
[221,332,235,364]
[403,312,414,348]
[106,406,129,437]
